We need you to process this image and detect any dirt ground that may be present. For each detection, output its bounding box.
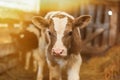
[0,45,120,80]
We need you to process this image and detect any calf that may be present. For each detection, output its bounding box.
[32,11,91,80]
[10,25,42,71]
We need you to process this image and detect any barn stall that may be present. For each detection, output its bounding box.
[0,0,120,80]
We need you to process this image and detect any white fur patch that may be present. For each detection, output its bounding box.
[45,11,74,20]
[57,59,67,68]
[53,17,67,34]
[52,17,68,56]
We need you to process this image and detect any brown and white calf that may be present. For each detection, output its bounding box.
[32,11,91,80]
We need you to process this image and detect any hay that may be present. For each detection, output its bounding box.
[0,45,120,80]
[80,45,120,80]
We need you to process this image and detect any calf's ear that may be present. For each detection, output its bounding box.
[32,16,49,29]
[73,15,91,29]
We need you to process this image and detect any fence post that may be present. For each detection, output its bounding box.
[109,5,118,46]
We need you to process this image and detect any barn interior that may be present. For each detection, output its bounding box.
[0,0,120,80]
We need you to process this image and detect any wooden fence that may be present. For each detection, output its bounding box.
[71,1,119,55]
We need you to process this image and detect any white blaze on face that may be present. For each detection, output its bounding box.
[52,17,68,56]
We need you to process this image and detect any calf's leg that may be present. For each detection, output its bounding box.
[25,51,32,70]
[48,63,62,80]
[36,50,46,80]
[67,54,82,80]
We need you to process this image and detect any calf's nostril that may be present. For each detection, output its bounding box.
[60,51,62,54]
[60,50,64,54]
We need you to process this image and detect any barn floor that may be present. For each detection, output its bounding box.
[0,45,120,80]
[81,44,120,80]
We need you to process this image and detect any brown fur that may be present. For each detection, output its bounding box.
[69,28,82,54]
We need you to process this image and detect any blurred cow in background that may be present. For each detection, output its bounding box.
[32,11,91,80]
[10,24,42,72]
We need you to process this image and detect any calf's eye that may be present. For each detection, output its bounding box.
[48,31,51,35]
[68,31,72,36]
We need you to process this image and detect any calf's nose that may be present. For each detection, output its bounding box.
[52,48,64,55]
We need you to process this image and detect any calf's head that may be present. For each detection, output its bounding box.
[32,11,91,57]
